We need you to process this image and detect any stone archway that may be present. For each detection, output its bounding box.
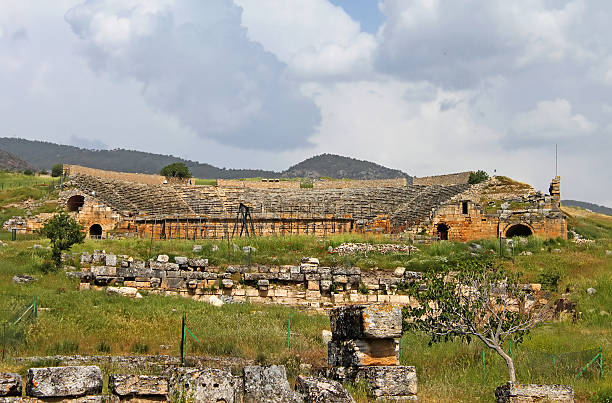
[66,195,85,212]
[437,223,449,240]
[505,224,533,237]
[89,224,102,239]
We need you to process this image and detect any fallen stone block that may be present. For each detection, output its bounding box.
[167,367,241,403]
[328,339,399,367]
[0,373,21,397]
[109,374,168,398]
[91,266,117,277]
[495,382,574,403]
[26,366,103,398]
[157,255,169,263]
[295,375,355,403]
[105,254,117,267]
[174,256,188,266]
[330,305,402,340]
[327,366,417,400]
[106,287,141,298]
[187,258,209,268]
[243,365,303,403]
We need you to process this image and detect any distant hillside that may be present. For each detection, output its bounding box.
[0,138,275,179]
[562,200,612,216]
[283,153,411,181]
[0,149,33,172]
[0,138,413,181]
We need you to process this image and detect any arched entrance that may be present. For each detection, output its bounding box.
[505,224,533,237]
[89,224,102,239]
[67,195,85,212]
[437,223,449,240]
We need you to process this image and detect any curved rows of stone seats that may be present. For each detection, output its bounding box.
[68,174,469,225]
[390,183,471,227]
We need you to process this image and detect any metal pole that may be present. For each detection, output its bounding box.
[33,296,37,318]
[180,313,186,366]
[287,313,291,349]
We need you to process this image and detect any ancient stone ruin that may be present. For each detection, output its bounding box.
[5,165,566,242]
[325,305,418,401]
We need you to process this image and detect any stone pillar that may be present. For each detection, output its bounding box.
[327,304,418,401]
[549,176,561,205]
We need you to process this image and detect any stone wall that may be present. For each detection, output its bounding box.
[413,171,472,186]
[68,252,546,311]
[218,179,300,189]
[312,178,407,189]
[63,165,169,185]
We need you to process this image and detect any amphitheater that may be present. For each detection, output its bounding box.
[13,164,566,241]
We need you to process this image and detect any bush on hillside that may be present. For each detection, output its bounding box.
[468,170,489,184]
[160,163,191,179]
[51,164,63,177]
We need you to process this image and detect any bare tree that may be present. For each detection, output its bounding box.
[403,258,547,382]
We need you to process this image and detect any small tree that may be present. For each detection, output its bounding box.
[160,163,191,179]
[40,212,86,267]
[403,258,547,383]
[469,170,489,184]
[51,164,63,177]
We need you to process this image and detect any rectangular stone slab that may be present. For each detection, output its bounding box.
[328,339,399,367]
[109,374,168,397]
[26,366,103,398]
[167,367,241,403]
[326,366,417,399]
[495,382,574,403]
[330,305,402,340]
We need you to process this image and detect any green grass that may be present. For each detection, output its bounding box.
[193,178,217,186]
[0,183,610,402]
[0,172,59,190]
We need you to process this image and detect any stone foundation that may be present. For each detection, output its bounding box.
[495,382,574,403]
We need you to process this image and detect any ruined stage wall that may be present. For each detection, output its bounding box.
[413,172,472,186]
[312,178,407,189]
[63,164,168,185]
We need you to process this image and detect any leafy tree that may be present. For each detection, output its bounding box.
[51,164,63,177]
[403,258,547,382]
[468,170,490,184]
[23,169,34,176]
[160,163,191,179]
[40,212,85,267]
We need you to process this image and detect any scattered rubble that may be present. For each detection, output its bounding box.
[12,275,36,284]
[330,243,418,255]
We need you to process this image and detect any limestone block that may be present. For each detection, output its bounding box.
[244,272,266,281]
[222,279,234,288]
[277,272,291,281]
[306,290,321,300]
[165,270,181,278]
[104,254,117,267]
[165,263,180,271]
[301,257,319,265]
[132,261,145,269]
[93,276,123,286]
[305,273,321,281]
[80,253,92,265]
[330,305,402,340]
[109,375,168,397]
[106,287,141,298]
[307,281,320,291]
[404,271,422,281]
[494,383,574,403]
[320,280,332,293]
[290,266,301,274]
[243,365,303,403]
[333,275,348,284]
[157,255,169,263]
[246,288,259,297]
[332,267,360,276]
[275,288,288,297]
[187,258,208,268]
[0,373,21,397]
[258,280,270,291]
[301,265,319,274]
[291,273,306,282]
[328,339,399,367]
[165,278,185,290]
[394,267,406,277]
[295,375,355,403]
[91,266,117,277]
[167,367,241,403]
[26,366,103,398]
[327,366,417,399]
[149,261,165,270]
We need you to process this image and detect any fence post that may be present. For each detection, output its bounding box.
[180,313,186,366]
[287,313,291,349]
[482,351,486,382]
[33,296,37,318]
[600,347,604,379]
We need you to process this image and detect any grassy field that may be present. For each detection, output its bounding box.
[0,179,610,401]
[0,172,59,190]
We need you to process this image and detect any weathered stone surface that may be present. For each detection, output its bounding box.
[328,339,399,367]
[243,365,303,403]
[258,280,270,291]
[90,266,117,277]
[26,366,103,398]
[105,254,117,267]
[187,258,208,268]
[156,255,169,263]
[0,373,21,397]
[328,366,417,399]
[167,367,241,403]
[192,245,202,253]
[495,383,574,403]
[106,287,141,298]
[12,275,36,284]
[174,256,188,266]
[109,375,168,397]
[295,375,355,403]
[330,305,402,340]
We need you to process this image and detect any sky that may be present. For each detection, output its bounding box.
[0,0,611,206]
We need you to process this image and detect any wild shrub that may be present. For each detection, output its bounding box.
[46,340,79,355]
[131,342,150,354]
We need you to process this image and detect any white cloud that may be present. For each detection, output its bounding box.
[65,0,320,150]
[234,0,376,78]
[512,99,596,139]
